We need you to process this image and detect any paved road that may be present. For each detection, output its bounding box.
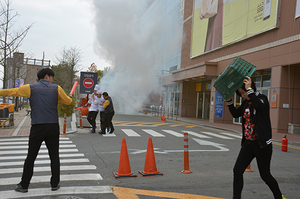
[0,114,299,199]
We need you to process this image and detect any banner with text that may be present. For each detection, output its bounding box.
[191,0,280,57]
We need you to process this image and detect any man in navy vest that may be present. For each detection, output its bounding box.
[0,68,72,192]
[100,92,115,134]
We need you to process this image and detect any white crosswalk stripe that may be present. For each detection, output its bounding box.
[0,153,85,160]
[200,131,234,139]
[162,130,184,137]
[0,137,70,142]
[0,144,76,149]
[111,128,239,139]
[0,140,73,145]
[142,129,165,137]
[0,148,79,155]
[1,186,112,199]
[0,158,90,167]
[183,131,211,138]
[0,137,105,198]
[1,173,102,186]
[220,132,242,138]
[0,165,97,174]
[122,129,141,137]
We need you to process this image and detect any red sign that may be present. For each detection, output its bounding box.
[80,72,97,94]
[83,78,94,88]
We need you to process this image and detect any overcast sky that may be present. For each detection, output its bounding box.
[10,0,109,71]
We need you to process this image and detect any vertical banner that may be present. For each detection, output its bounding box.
[296,0,300,18]
[12,79,24,88]
[80,72,98,94]
[215,92,224,118]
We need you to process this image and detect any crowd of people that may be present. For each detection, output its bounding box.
[86,84,115,134]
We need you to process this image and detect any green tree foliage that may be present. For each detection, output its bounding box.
[97,70,103,82]
[57,96,76,117]
[53,46,81,116]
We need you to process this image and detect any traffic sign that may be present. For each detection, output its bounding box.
[83,78,94,88]
[80,72,98,94]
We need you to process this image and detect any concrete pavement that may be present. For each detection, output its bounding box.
[1,108,300,146]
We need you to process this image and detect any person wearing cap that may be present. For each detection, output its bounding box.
[94,84,100,94]
[0,68,72,192]
[86,90,102,133]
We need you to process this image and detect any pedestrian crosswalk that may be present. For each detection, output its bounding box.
[0,137,110,199]
[0,130,241,198]
[112,121,197,128]
[103,129,241,140]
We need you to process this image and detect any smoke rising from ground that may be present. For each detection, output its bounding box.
[91,0,162,114]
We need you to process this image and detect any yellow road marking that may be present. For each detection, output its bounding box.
[111,186,224,199]
[272,142,300,150]
[152,123,171,126]
[111,121,196,128]
[170,124,188,127]
[118,122,140,125]
[112,121,127,124]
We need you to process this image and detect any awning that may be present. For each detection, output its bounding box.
[162,62,218,84]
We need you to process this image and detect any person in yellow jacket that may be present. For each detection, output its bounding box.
[0,68,72,193]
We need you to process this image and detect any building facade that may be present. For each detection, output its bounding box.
[6,52,51,88]
[140,0,184,114]
[162,0,300,133]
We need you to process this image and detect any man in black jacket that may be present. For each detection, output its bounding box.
[226,76,283,199]
[100,92,115,134]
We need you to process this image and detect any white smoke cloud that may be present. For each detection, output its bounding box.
[91,0,162,114]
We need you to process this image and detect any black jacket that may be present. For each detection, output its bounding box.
[227,90,272,148]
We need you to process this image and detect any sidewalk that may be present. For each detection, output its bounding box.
[0,108,66,137]
[1,109,300,146]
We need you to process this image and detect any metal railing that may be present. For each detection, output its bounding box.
[143,105,178,120]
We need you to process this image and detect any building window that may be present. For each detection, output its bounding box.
[163,83,180,115]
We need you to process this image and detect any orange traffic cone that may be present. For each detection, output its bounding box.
[245,164,253,172]
[161,113,166,122]
[113,138,137,178]
[139,137,163,177]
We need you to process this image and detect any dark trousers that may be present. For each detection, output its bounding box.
[233,140,282,199]
[20,123,60,188]
[101,111,114,132]
[87,111,98,129]
[99,111,104,130]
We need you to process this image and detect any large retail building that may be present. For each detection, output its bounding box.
[162,0,300,134]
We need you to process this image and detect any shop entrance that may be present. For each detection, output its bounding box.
[196,91,210,119]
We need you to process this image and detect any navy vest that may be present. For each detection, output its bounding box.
[105,96,114,113]
[29,80,59,124]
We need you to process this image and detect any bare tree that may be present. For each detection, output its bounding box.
[0,0,32,93]
[88,63,97,73]
[53,46,82,92]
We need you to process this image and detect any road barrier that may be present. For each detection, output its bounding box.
[113,138,137,179]
[62,114,67,135]
[181,132,192,174]
[79,109,83,129]
[245,164,253,172]
[139,137,163,177]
